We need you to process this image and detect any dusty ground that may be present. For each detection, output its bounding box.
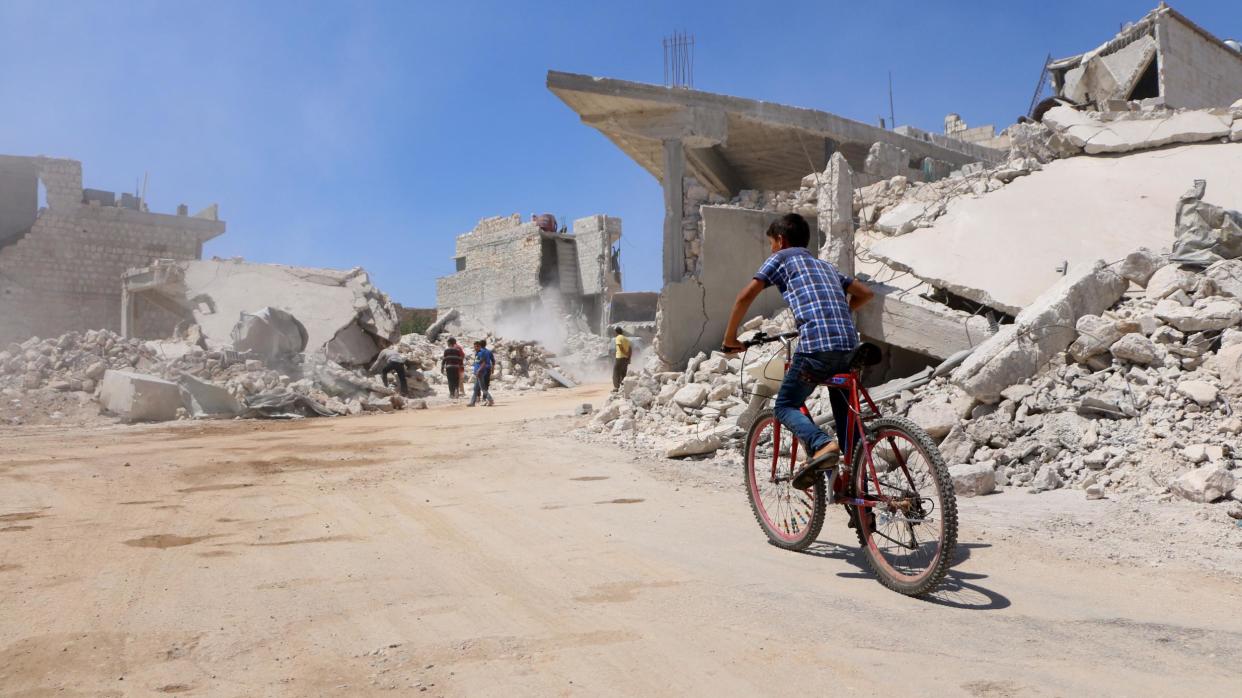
[2,385,1240,697]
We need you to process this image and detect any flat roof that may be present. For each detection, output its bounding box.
[547,71,1001,194]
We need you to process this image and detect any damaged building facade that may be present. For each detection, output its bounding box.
[1049,4,1242,110]
[435,212,622,331]
[0,155,224,344]
[547,70,1003,369]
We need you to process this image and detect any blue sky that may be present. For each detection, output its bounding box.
[1,0,1237,306]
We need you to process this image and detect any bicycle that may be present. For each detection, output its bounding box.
[737,330,958,596]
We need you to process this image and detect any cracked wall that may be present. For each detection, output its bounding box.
[656,206,818,368]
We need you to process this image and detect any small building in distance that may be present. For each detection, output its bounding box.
[0,154,225,344]
[435,213,622,332]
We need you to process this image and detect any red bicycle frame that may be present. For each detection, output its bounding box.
[765,340,920,511]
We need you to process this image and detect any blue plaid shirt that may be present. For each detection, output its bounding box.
[754,247,858,353]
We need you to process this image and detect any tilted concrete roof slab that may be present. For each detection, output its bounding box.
[870,142,1242,314]
[547,71,1002,195]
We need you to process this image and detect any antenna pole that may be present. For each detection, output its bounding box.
[888,71,895,129]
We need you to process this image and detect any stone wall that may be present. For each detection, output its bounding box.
[572,214,621,296]
[1159,15,1242,109]
[437,213,624,326]
[0,156,224,344]
[436,216,547,321]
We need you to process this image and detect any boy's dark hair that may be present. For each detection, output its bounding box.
[479,338,487,347]
[614,327,623,336]
[765,213,811,248]
[447,337,456,346]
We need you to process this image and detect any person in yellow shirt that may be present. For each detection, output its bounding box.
[612,327,632,392]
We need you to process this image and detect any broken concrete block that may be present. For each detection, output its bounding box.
[1169,464,1236,503]
[1030,465,1064,492]
[179,374,242,418]
[1069,315,1124,362]
[949,461,996,497]
[673,384,709,409]
[98,370,185,422]
[938,426,977,466]
[906,389,973,439]
[1110,333,1160,365]
[665,434,722,459]
[1204,259,1242,300]
[1177,380,1218,406]
[545,368,577,389]
[953,262,1127,402]
[874,201,927,236]
[1215,344,1242,387]
[1118,247,1162,287]
[1155,299,1242,332]
[1145,264,1197,300]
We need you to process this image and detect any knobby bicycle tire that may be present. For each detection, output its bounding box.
[744,409,827,551]
[849,416,957,596]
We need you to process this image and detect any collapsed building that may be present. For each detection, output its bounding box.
[121,258,401,366]
[547,70,1005,371]
[1048,3,1242,111]
[0,155,225,344]
[570,5,1242,512]
[435,213,622,332]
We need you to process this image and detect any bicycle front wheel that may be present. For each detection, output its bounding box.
[744,409,826,551]
[851,416,957,595]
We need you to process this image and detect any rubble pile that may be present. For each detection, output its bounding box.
[582,311,801,458]
[0,328,428,425]
[896,254,1242,511]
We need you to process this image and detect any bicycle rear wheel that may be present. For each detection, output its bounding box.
[744,409,826,551]
[850,416,956,595]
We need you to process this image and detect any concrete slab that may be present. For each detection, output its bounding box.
[126,259,400,366]
[99,370,184,422]
[1044,107,1233,155]
[870,142,1242,314]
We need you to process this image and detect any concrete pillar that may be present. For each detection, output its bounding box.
[120,287,133,338]
[816,152,855,278]
[662,139,686,284]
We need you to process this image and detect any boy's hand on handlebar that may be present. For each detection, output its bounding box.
[721,339,745,354]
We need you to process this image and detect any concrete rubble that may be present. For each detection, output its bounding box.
[123,258,402,367]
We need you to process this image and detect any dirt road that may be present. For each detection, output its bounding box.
[2,385,1240,696]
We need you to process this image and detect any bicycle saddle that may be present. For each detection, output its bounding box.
[850,342,882,369]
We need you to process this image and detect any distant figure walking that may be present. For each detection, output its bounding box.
[369,345,409,396]
[612,327,632,392]
[469,339,496,407]
[441,337,465,398]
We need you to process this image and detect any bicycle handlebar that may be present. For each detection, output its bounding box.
[739,330,799,348]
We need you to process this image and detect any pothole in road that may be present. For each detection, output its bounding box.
[595,498,645,505]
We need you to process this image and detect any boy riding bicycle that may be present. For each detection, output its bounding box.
[722,213,874,490]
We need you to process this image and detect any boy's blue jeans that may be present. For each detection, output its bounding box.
[772,350,853,458]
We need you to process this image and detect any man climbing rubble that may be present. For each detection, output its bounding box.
[722,213,874,490]
[369,344,409,397]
